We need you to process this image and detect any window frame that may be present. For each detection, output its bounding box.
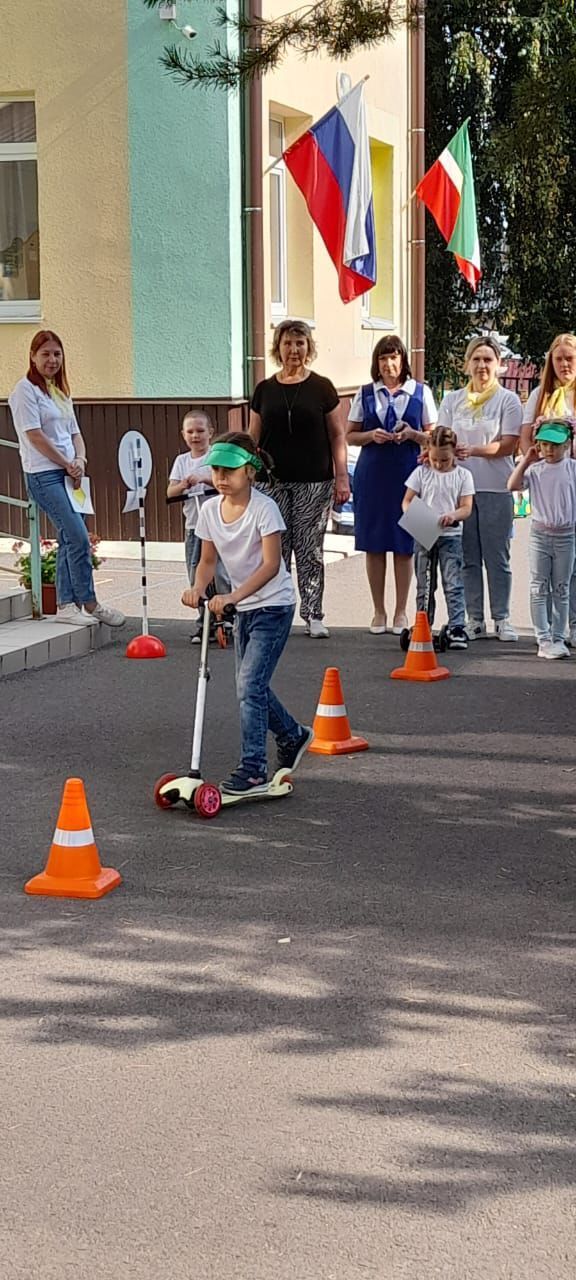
[0,97,41,323]
[269,116,288,321]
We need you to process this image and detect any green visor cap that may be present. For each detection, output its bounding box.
[535,421,572,445]
[205,442,263,470]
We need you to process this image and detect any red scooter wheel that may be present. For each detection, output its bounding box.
[154,773,179,809]
[194,782,223,819]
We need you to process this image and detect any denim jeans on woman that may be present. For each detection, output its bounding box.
[415,536,466,627]
[462,491,514,622]
[529,525,575,644]
[26,469,95,606]
[234,604,302,779]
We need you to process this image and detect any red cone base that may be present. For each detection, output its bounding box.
[125,634,167,659]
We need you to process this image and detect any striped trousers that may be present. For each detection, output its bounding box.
[263,480,334,621]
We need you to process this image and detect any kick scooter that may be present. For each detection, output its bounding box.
[154,602,294,819]
[399,542,449,654]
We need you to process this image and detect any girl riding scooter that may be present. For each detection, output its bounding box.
[182,432,313,794]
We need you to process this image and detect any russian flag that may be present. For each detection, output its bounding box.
[282,83,376,304]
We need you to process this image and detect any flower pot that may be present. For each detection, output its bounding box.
[42,584,57,615]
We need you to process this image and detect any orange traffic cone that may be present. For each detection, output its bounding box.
[25,778,122,900]
[390,611,450,683]
[309,667,369,755]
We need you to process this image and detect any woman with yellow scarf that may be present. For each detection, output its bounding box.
[521,334,576,641]
[437,336,522,641]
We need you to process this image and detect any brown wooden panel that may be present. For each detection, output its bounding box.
[1,398,250,542]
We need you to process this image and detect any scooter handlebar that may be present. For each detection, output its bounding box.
[198,598,236,619]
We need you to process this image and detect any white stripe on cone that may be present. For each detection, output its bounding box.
[315,703,347,717]
[409,641,434,652]
[52,827,95,847]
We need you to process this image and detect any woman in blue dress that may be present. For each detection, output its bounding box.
[347,336,437,633]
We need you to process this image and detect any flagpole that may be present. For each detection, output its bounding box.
[409,7,426,381]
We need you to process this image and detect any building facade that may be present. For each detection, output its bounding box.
[1,0,413,403]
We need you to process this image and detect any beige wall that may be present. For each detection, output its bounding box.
[1,1,132,398]
[262,3,411,390]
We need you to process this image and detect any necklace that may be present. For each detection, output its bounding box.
[278,378,305,434]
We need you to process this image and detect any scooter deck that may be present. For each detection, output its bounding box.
[158,768,293,807]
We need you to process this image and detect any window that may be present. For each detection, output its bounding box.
[362,140,394,328]
[269,118,287,318]
[0,99,40,320]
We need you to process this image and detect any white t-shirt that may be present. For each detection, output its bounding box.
[523,385,575,424]
[169,449,214,530]
[437,385,522,492]
[348,378,437,426]
[524,457,576,529]
[195,488,296,611]
[8,377,80,474]
[405,464,475,538]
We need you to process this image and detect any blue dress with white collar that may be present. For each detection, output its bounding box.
[353,381,424,554]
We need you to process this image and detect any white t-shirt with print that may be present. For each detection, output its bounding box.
[405,464,475,538]
[8,377,80,474]
[348,378,437,427]
[195,488,296,611]
[523,385,576,424]
[169,450,214,530]
[437,386,522,492]
[524,457,576,529]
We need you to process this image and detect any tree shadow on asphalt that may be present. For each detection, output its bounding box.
[1,628,576,1215]
[274,1074,576,1213]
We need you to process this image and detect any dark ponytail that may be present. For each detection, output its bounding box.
[217,430,275,482]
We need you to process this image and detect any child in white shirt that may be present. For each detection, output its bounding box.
[508,420,576,659]
[182,431,312,795]
[167,410,229,642]
[403,426,475,649]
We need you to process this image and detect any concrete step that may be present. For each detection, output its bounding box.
[0,615,118,678]
[0,587,33,623]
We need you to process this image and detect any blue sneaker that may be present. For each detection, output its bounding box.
[220,767,269,795]
[277,726,314,773]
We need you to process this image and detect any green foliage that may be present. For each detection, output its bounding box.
[426,1,576,383]
[12,537,103,588]
[142,0,414,88]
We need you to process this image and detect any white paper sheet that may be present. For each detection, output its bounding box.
[122,488,147,514]
[398,496,441,550]
[65,476,95,515]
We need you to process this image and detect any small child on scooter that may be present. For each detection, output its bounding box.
[167,410,230,643]
[402,425,475,649]
[182,431,313,795]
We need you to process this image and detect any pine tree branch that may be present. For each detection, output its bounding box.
[143,0,413,89]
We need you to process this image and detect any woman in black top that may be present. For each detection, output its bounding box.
[249,319,349,637]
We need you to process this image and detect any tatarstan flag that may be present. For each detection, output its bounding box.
[416,120,481,291]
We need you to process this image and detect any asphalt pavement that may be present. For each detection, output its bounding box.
[1,582,575,1278]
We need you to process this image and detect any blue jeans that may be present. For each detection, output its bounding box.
[462,491,514,622]
[185,529,230,594]
[234,605,301,778]
[415,536,465,628]
[26,469,95,607]
[529,527,575,643]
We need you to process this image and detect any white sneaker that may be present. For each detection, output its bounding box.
[548,640,570,660]
[54,604,95,627]
[88,603,126,628]
[466,619,487,640]
[308,618,330,639]
[538,640,553,659]
[569,626,576,647]
[495,619,518,642]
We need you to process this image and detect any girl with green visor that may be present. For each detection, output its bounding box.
[182,432,313,794]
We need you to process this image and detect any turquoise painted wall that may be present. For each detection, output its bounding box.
[126,0,244,397]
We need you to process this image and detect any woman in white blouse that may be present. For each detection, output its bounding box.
[437,336,522,641]
[519,333,576,641]
[9,330,124,626]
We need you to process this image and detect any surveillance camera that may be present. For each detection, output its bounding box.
[181,25,197,39]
